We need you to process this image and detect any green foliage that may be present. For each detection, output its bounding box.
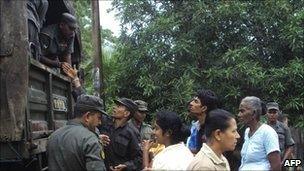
[108,0,304,127]
[75,0,304,127]
[75,0,118,98]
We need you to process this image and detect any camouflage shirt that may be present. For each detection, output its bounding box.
[268,121,295,155]
[129,120,153,141]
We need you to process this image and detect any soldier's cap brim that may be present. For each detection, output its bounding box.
[267,106,279,111]
[114,99,129,108]
[114,98,138,114]
[76,103,109,116]
[266,102,279,111]
[67,23,78,29]
[138,108,149,112]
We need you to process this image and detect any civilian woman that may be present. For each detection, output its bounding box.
[238,96,281,170]
[143,111,193,170]
[187,109,240,170]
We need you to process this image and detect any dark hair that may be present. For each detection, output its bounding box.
[205,109,234,138]
[156,111,190,144]
[196,89,218,113]
[261,100,267,116]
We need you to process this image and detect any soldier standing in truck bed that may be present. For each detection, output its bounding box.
[27,0,48,60]
[39,12,76,68]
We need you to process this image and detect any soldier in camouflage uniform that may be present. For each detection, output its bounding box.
[47,95,107,171]
[39,13,76,68]
[266,102,295,164]
[130,100,153,141]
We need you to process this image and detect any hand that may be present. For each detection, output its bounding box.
[62,62,77,79]
[110,164,127,171]
[141,140,153,152]
[99,134,110,146]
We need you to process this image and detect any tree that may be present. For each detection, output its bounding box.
[108,0,304,127]
[75,0,118,97]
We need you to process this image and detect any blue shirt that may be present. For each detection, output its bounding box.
[239,124,280,170]
[187,121,200,151]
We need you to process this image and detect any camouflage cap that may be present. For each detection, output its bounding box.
[61,13,78,29]
[266,102,279,111]
[76,94,108,116]
[134,100,148,112]
[114,98,138,115]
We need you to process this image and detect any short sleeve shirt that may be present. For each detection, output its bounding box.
[239,124,280,170]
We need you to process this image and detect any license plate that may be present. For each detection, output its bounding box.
[53,97,67,111]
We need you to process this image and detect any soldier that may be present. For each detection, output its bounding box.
[104,98,142,171]
[47,94,107,171]
[129,100,153,141]
[266,102,295,164]
[27,0,48,60]
[40,13,76,68]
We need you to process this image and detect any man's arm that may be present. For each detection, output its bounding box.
[62,34,74,65]
[84,136,106,171]
[40,55,61,68]
[62,64,86,101]
[62,53,72,65]
[282,125,295,162]
[39,32,63,68]
[282,146,293,163]
[142,140,153,169]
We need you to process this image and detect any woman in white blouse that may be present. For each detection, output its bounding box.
[142,111,193,170]
[238,96,281,170]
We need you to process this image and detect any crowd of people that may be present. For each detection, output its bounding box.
[26,1,297,170]
[46,64,297,171]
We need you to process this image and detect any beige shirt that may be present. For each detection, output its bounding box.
[187,143,230,171]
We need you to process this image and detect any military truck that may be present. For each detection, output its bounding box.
[0,1,82,170]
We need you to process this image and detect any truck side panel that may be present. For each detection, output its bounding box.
[0,0,28,142]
